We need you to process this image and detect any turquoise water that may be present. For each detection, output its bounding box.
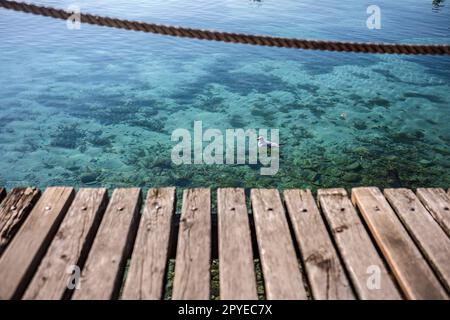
[0,0,449,190]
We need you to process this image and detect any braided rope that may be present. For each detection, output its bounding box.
[1,0,449,55]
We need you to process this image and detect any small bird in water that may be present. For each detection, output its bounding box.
[257,136,280,148]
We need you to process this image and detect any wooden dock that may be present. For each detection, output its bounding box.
[0,186,449,300]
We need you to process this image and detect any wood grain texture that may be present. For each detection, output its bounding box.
[217,188,257,300]
[385,188,450,293]
[352,187,447,299]
[121,187,176,300]
[71,188,141,300]
[23,188,108,300]
[0,187,74,299]
[416,188,450,237]
[284,189,354,300]
[251,189,307,300]
[172,188,211,300]
[317,188,401,299]
[0,188,6,203]
[0,187,41,257]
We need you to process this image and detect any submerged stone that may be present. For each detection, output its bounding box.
[81,172,98,184]
[343,173,361,183]
[345,161,363,171]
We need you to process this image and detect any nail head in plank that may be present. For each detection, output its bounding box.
[0,187,74,299]
[122,187,176,300]
[317,188,401,300]
[23,188,108,300]
[172,188,211,300]
[284,189,354,300]
[416,188,450,237]
[71,188,141,300]
[218,188,258,300]
[251,189,307,300]
[0,187,41,257]
[352,187,447,299]
[385,188,450,293]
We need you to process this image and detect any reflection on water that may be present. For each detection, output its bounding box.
[0,0,449,190]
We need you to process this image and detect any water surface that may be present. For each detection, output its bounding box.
[0,0,449,190]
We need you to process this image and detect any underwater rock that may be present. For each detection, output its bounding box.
[352,146,370,156]
[129,119,164,132]
[367,97,391,109]
[193,93,226,112]
[390,131,423,144]
[352,119,368,130]
[250,106,274,119]
[387,169,402,187]
[151,158,173,169]
[50,123,86,149]
[342,173,362,183]
[229,114,246,127]
[296,83,319,94]
[80,172,99,184]
[403,92,443,104]
[345,161,363,171]
[419,159,433,167]
[88,134,114,147]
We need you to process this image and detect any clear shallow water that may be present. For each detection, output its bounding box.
[0,0,449,190]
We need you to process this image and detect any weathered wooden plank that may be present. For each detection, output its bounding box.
[217,188,257,300]
[0,188,6,203]
[385,188,450,293]
[251,189,307,300]
[0,187,74,299]
[416,188,450,237]
[172,189,211,300]
[121,188,175,300]
[23,188,108,300]
[317,188,401,299]
[0,187,41,257]
[71,188,141,300]
[352,187,447,299]
[284,189,354,300]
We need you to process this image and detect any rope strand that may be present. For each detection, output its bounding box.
[1,0,449,55]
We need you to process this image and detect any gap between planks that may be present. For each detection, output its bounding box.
[0,187,41,257]
[0,187,74,299]
[23,188,108,300]
[284,189,354,300]
[217,188,258,300]
[251,189,308,300]
[172,188,211,300]
[71,188,141,300]
[384,188,450,294]
[0,188,6,204]
[121,187,176,300]
[352,187,447,300]
[416,188,450,238]
[317,188,401,300]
